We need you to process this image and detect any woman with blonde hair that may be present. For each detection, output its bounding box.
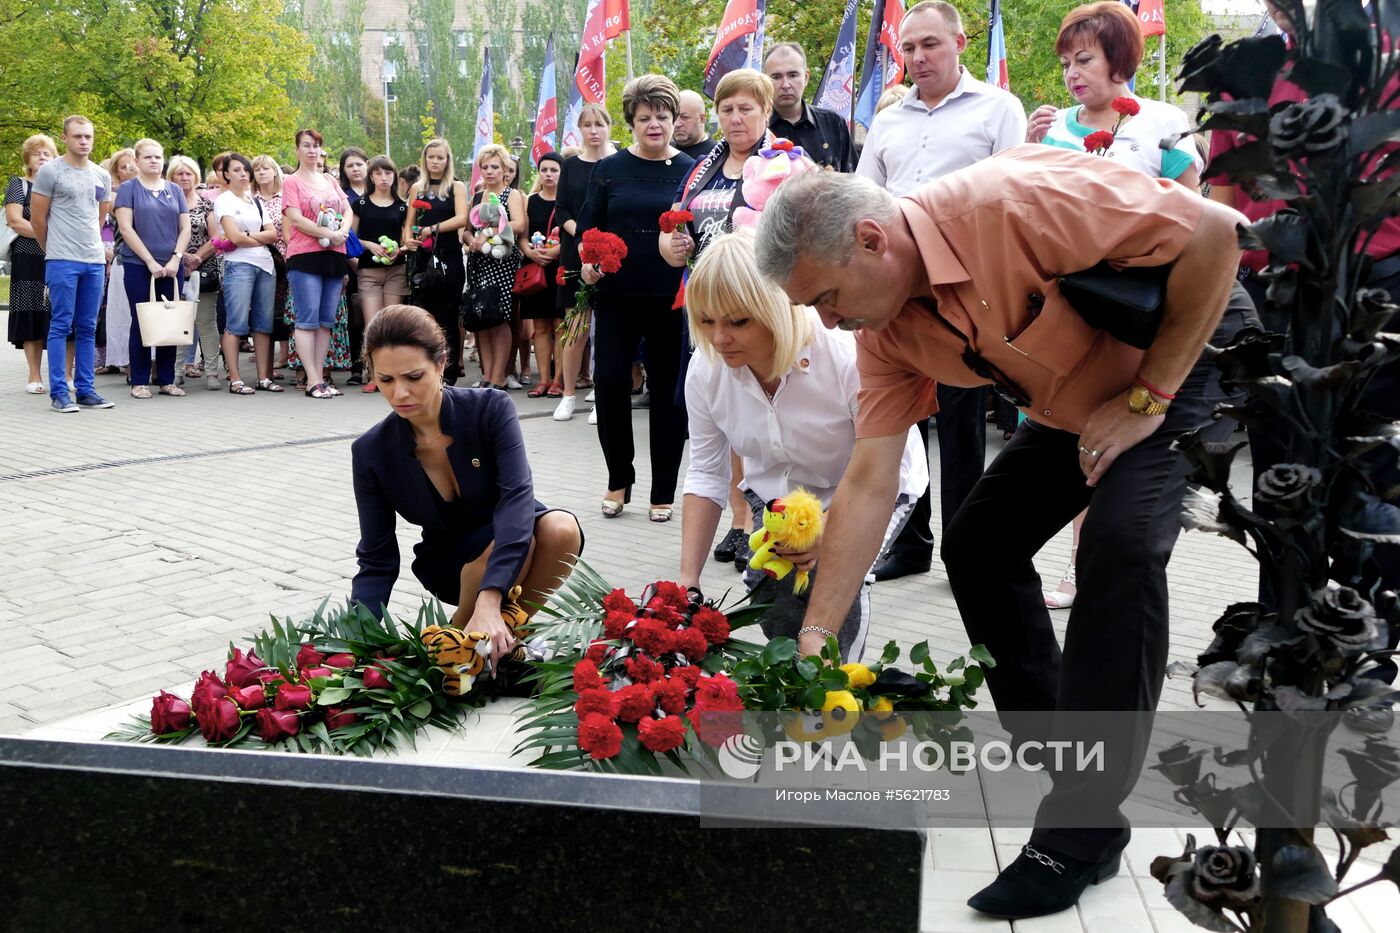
[251,154,291,375]
[169,153,223,388]
[403,137,469,382]
[463,143,525,389]
[99,147,138,374]
[6,133,59,393]
[677,229,927,661]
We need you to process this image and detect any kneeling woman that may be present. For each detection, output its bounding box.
[350,305,583,672]
[677,231,928,662]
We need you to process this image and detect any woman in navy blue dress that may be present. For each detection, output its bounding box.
[350,305,583,670]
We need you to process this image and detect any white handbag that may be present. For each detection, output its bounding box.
[135,276,197,347]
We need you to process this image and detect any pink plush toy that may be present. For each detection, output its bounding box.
[731,139,818,229]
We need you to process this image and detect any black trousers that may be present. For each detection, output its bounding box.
[593,295,688,503]
[886,384,989,559]
[941,289,1253,861]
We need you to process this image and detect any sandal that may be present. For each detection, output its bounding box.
[184,365,203,379]
[255,378,284,393]
[158,384,187,397]
[601,487,631,518]
[546,381,563,398]
[527,382,550,398]
[1043,553,1077,610]
[648,505,674,523]
[130,385,152,399]
[228,380,255,395]
[306,382,333,399]
[327,383,343,397]
[576,375,593,390]
[361,382,379,393]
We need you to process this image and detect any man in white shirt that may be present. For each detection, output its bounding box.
[855,1,1027,580]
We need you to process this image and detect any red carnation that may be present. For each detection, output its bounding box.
[603,610,634,641]
[197,697,241,743]
[296,643,325,669]
[256,707,300,743]
[555,266,567,286]
[638,715,688,753]
[672,666,702,689]
[651,678,688,715]
[628,619,672,656]
[150,691,192,734]
[625,654,665,684]
[648,604,685,630]
[658,209,695,234]
[230,685,267,710]
[275,683,313,711]
[1111,96,1140,117]
[1084,130,1116,154]
[585,639,612,666]
[363,664,392,690]
[323,653,356,669]
[649,581,688,612]
[224,647,265,688]
[575,688,620,720]
[412,199,433,211]
[324,707,358,730]
[670,627,710,661]
[579,229,628,274]
[603,588,634,613]
[573,659,606,693]
[577,713,623,759]
[615,683,656,723]
[691,606,731,646]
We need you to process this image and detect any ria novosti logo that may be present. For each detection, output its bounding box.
[717,733,766,779]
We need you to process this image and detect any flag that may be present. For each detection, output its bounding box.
[560,52,584,150]
[704,0,766,98]
[1137,0,1166,38]
[1120,0,1138,91]
[814,0,860,119]
[577,0,609,105]
[853,0,905,130]
[604,0,629,38]
[532,34,558,165]
[747,0,767,70]
[471,47,494,189]
[986,0,1009,90]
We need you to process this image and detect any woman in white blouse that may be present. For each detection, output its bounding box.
[678,230,928,662]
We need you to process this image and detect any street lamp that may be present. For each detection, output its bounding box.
[511,133,528,167]
[382,60,397,157]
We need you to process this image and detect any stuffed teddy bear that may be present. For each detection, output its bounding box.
[748,487,825,595]
[731,139,818,230]
[372,235,398,265]
[469,192,516,261]
[315,202,342,247]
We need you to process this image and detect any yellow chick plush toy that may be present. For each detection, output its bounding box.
[747,488,825,594]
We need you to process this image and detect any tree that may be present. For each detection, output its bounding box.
[285,0,378,160]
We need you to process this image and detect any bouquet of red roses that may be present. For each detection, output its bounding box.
[1083,95,1141,155]
[516,568,768,773]
[557,229,629,344]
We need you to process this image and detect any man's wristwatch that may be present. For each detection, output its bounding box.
[1127,384,1171,416]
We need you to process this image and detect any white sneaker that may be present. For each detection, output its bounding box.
[585,389,596,403]
[26,382,45,395]
[588,405,598,425]
[552,395,576,421]
[505,374,524,390]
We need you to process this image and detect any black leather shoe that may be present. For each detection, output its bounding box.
[967,843,1122,920]
[871,552,932,581]
[714,527,748,563]
[734,546,751,573]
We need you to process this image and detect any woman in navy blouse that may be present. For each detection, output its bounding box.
[349,305,583,669]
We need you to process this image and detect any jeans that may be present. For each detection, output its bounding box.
[123,264,184,388]
[288,270,343,331]
[222,262,275,336]
[45,260,105,399]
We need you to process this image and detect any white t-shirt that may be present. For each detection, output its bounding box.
[213,190,274,274]
[1042,97,1201,181]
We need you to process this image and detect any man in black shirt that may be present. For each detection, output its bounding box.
[674,90,719,162]
[763,43,856,173]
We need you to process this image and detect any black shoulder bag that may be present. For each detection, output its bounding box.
[1058,262,1170,351]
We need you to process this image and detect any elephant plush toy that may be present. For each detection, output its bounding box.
[470,192,516,260]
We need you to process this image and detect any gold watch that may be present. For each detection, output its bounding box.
[1127,384,1171,415]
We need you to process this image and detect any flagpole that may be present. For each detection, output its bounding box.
[626,30,635,81]
[1158,36,1167,102]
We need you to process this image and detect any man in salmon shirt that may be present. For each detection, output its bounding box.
[755,143,1254,920]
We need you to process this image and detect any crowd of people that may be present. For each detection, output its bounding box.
[6,0,1394,923]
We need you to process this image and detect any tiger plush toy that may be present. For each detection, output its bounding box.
[421,586,532,696]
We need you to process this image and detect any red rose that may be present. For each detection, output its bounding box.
[577,713,623,759]
[692,606,731,645]
[197,697,241,743]
[1083,130,1116,153]
[230,685,267,710]
[651,678,688,715]
[300,666,333,682]
[693,673,743,711]
[628,619,671,656]
[324,707,359,730]
[603,610,634,640]
[224,648,265,688]
[615,683,656,723]
[191,671,228,714]
[1111,96,1140,117]
[573,659,606,693]
[603,588,634,613]
[256,670,284,685]
[638,715,688,753]
[324,653,356,669]
[275,683,313,710]
[363,665,392,690]
[150,690,192,734]
[625,654,665,684]
[585,639,612,665]
[670,627,709,661]
[256,707,300,743]
[574,688,620,720]
[671,666,702,689]
[295,643,325,669]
